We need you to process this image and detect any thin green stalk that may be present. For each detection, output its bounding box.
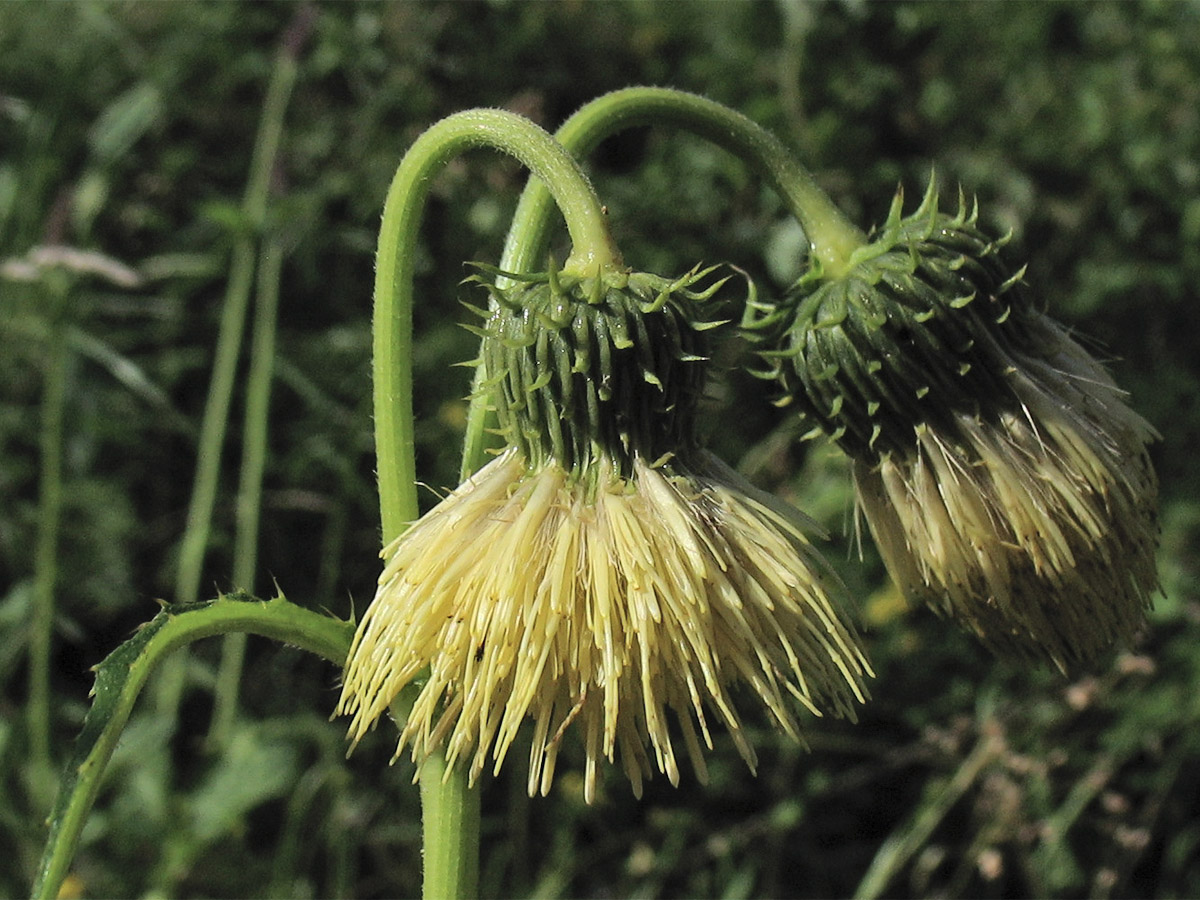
[853,724,1004,900]
[29,283,70,775]
[31,593,352,900]
[461,86,868,475]
[268,764,344,898]
[210,236,286,749]
[153,22,303,719]
[371,107,617,900]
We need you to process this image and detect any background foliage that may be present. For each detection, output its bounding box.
[3,1,1199,897]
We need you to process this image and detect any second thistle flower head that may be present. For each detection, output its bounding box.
[750,181,1160,670]
[337,261,872,801]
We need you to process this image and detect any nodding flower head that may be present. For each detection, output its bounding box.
[470,261,722,479]
[337,261,872,802]
[749,181,1160,670]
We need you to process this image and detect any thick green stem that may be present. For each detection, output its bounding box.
[372,108,616,900]
[419,752,482,900]
[31,594,352,900]
[372,107,617,541]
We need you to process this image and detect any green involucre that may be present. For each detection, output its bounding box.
[467,263,730,480]
[751,181,1036,460]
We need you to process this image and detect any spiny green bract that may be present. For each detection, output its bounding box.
[749,179,1037,460]
[464,262,729,479]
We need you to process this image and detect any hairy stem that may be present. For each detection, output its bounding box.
[509,86,865,277]
[372,107,618,540]
[460,86,868,475]
[371,107,617,900]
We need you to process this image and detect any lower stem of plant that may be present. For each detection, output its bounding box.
[419,751,481,900]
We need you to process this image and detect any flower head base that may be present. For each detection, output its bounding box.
[750,181,1036,461]
[751,181,1160,668]
[466,261,726,478]
[338,263,871,800]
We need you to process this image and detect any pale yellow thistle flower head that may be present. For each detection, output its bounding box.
[336,263,872,802]
[751,181,1160,670]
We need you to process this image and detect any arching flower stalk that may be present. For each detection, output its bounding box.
[338,262,871,802]
[750,180,1159,671]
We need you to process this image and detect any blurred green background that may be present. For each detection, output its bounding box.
[3,1,1199,897]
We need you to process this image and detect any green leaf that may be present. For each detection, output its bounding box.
[87,82,163,166]
[31,594,352,900]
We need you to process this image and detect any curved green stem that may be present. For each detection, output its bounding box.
[459,87,869,477]
[373,107,618,540]
[31,593,352,900]
[372,108,618,900]
[505,86,866,278]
